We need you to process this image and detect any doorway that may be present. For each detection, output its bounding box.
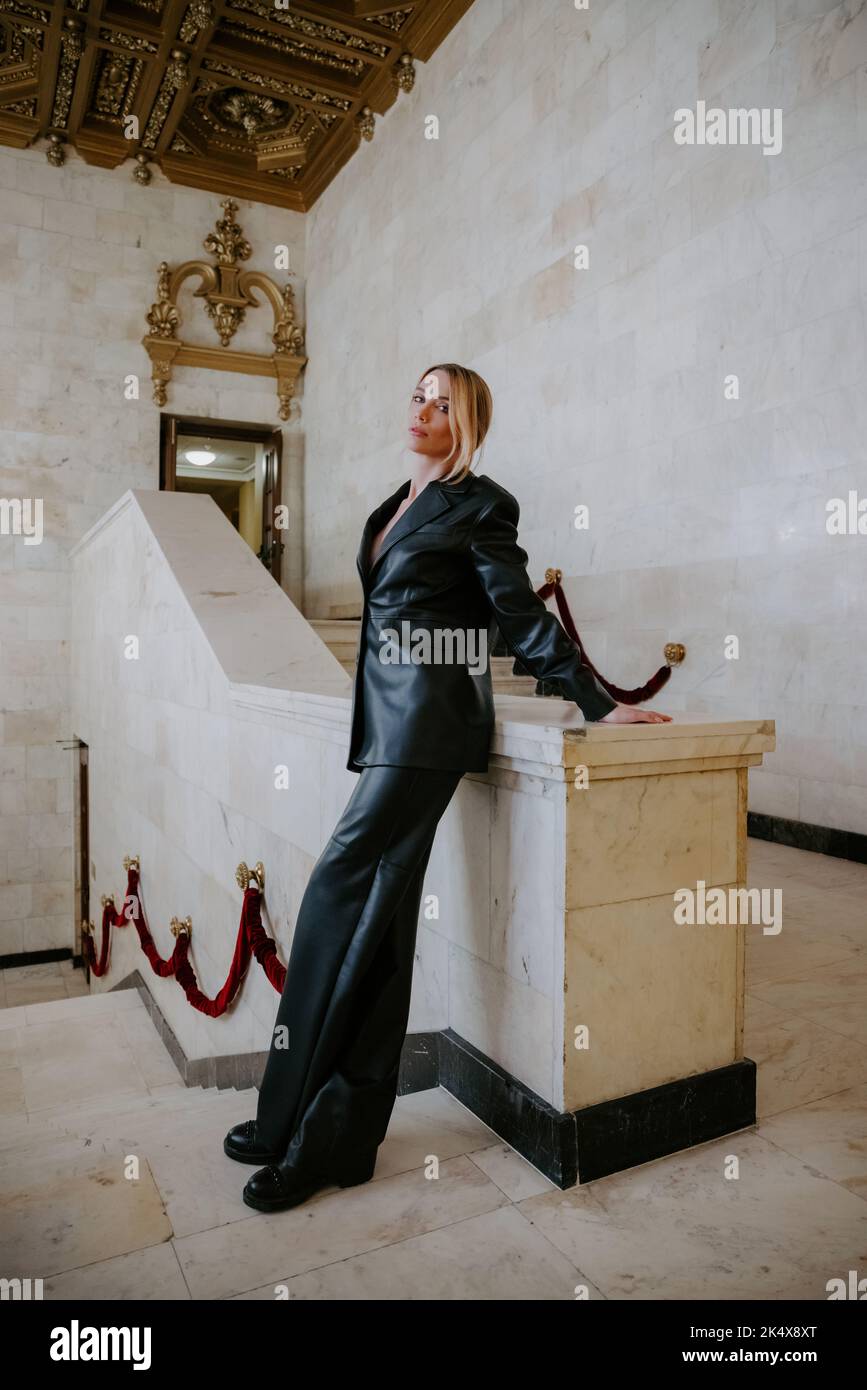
[159,415,285,584]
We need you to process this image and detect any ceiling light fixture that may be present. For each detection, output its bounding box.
[185,446,216,466]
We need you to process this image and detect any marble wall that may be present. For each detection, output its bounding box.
[301,0,867,836]
[0,148,304,955]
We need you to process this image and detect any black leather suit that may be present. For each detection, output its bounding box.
[254,469,617,1172]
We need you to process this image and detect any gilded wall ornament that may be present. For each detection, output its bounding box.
[45,130,64,165]
[132,151,152,184]
[356,105,374,141]
[142,198,306,420]
[394,52,415,93]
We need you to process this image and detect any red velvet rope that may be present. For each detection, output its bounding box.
[534,578,673,704]
[81,867,287,1012]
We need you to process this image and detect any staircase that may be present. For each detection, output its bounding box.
[310,619,538,695]
[0,988,271,1288]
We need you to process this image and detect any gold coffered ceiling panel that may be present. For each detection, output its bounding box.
[0,0,472,208]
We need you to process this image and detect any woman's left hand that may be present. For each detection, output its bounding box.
[598,702,672,724]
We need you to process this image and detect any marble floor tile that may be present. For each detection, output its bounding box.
[45,1239,191,1301]
[750,847,867,894]
[20,1014,151,1114]
[368,1086,505,1177]
[0,1085,194,1151]
[0,1086,246,1159]
[64,974,92,998]
[112,1106,273,1241]
[234,1204,604,1300]
[757,1082,867,1202]
[129,1086,524,1242]
[114,1005,185,1089]
[0,1024,20,1071]
[22,989,143,1025]
[0,1063,25,1117]
[0,1130,112,1179]
[0,1153,172,1281]
[0,1005,30,1032]
[749,958,867,1045]
[744,1003,867,1118]
[745,931,859,986]
[464,1141,558,1201]
[748,882,867,956]
[174,1154,511,1299]
[3,961,66,984]
[743,991,795,1029]
[514,1130,867,1300]
[4,979,70,1009]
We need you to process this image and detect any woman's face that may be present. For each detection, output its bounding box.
[407,371,454,461]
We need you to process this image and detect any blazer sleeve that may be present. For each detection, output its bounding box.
[469,492,619,723]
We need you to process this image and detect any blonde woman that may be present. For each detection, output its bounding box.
[225,363,670,1211]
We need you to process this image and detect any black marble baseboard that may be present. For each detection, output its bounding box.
[0,946,79,971]
[748,811,867,865]
[436,1028,756,1187]
[569,1058,757,1184]
[437,1028,582,1186]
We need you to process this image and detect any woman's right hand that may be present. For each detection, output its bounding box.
[597,702,672,724]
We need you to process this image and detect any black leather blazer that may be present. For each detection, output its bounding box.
[348,469,618,773]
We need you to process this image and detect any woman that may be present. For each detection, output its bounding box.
[224,362,671,1213]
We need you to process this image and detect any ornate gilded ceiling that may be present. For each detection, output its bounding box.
[0,0,471,209]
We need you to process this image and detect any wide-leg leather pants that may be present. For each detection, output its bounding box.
[255,764,463,1173]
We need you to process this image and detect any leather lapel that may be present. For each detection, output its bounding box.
[370,481,452,579]
[356,479,410,588]
[356,471,479,591]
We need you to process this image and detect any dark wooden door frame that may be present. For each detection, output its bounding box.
[159,414,284,583]
[75,738,89,977]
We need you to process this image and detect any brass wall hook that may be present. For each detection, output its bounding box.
[170,916,192,938]
[123,854,140,872]
[235,861,265,892]
[80,919,94,936]
[664,642,686,665]
[100,894,116,909]
[544,567,563,585]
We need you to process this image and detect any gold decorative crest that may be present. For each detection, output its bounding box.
[142,199,306,420]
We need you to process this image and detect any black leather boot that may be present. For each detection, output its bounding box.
[242,1147,378,1213]
[223,1119,282,1166]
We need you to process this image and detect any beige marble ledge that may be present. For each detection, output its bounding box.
[227,684,776,784]
[491,703,775,781]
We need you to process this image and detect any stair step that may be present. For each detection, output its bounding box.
[311,622,539,691]
[0,1093,263,1178]
[0,1083,260,1153]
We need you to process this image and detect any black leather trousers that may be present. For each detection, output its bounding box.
[255,764,463,1172]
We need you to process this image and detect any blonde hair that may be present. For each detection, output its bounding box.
[415,363,493,484]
